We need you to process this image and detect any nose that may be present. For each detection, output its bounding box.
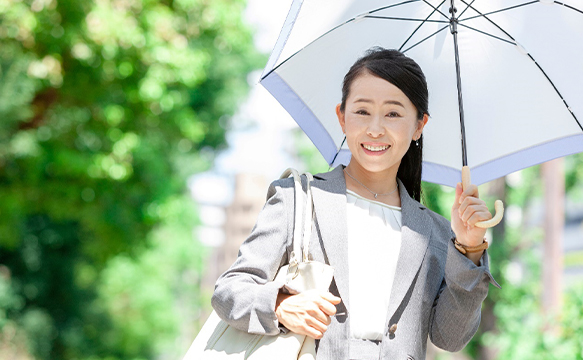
[366,116,385,138]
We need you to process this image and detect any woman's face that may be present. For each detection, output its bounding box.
[337,71,428,175]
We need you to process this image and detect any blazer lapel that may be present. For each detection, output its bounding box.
[386,179,432,322]
[311,166,351,310]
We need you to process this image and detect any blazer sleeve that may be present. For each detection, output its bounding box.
[211,179,293,336]
[428,228,500,352]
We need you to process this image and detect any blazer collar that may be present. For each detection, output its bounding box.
[312,165,432,321]
[313,164,344,182]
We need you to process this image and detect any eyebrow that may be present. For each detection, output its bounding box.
[353,98,405,108]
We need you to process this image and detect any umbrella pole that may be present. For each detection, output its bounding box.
[449,1,468,167]
[450,1,504,229]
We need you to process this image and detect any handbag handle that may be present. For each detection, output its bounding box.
[280,168,314,265]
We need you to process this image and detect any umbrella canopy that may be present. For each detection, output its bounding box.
[260,0,583,188]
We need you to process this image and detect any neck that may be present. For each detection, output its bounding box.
[344,163,399,199]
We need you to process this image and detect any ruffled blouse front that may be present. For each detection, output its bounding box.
[345,189,402,341]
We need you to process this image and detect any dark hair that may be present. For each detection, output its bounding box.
[340,47,429,202]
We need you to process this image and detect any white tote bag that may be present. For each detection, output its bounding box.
[183,169,334,360]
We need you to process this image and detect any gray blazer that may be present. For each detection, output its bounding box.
[211,165,499,360]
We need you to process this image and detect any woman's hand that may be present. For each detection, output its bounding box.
[451,182,491,264]
[275,290,341,339]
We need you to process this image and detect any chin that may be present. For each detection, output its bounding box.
[354,160,399,174]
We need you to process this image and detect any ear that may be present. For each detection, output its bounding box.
[336,104,345,133]
[414,113,429,140]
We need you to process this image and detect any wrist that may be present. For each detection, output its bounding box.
[275,292,291,314]
[452,237,487,266]
[452,237,488,255]
[465,250,484,266]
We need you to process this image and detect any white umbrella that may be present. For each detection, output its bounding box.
[260,0,583,189]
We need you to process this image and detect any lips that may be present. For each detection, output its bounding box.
[362,144,390,152]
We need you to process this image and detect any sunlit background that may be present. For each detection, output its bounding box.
[0,0,582,359]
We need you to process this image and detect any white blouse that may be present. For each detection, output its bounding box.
[345,189,402,341]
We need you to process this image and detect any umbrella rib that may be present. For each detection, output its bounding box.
[457,0,583,132]
[422,0,451,20]
[457,0,478,19]
[457,23,515,45]
[459,1,539,22]
[366,16,447,23]
[402,25,449,54]
[526,55,583,131]
[553,1,583,15]
[399,0,447,51]
[330,136,347,168]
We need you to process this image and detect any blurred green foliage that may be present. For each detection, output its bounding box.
[0,0,262,358]
[474,158,583,360]
[293,129,330,175]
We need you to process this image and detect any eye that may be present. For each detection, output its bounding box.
[386,111,401,118]
[355,109,369,116]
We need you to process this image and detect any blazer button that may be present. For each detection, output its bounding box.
[389,323,398,334]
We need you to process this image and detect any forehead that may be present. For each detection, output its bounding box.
[348,72,411,104]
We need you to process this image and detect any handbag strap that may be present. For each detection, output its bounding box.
[280,168,314,265]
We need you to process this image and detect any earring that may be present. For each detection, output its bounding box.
[415,138,419,147]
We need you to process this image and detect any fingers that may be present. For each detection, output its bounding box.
[459,184,479,205]
[305,312,330,332]
[309,294,336,318]
[466,210,492,227]
[310,292,339,335]
[456,184,488,222]
[275,291,340,339]
[452,182,462,211]
[460,205,492,227]
[304,326,324,340]
[294,307,330,339]
[320,292,341,308]
[458,199,491,225]
[453,182,479,209]
[320,292,341,304]
[458,197,484,219]
[306,301,331,325]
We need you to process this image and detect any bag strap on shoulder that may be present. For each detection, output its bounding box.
[280,168,314,265]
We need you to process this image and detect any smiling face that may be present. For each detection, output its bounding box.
[337,71,428,177]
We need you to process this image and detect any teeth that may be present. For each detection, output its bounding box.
[363,144,389,151]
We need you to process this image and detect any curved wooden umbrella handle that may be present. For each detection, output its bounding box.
[461,166,504,228]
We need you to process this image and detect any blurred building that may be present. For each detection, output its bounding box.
[201,173,268,294]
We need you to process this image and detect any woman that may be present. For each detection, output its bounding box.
[211,48,499,360]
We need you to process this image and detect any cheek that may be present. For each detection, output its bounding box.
[393,123,416,142]
[344,118,365,135]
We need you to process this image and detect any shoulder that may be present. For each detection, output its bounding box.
[265,176,295,205]
[270,166,343,194]
[265,169,320,202]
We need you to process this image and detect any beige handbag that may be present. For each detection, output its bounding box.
[183,169,335,360]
